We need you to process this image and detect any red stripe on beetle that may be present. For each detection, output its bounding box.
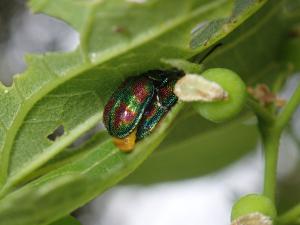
[103,97,116,127]
[114,102,137,129]
[132,78,151,103]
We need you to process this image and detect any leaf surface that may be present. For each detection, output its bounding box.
[49,216,82,225]
[0,0,291,225]
[0,104,183,225]
[125,114,258,184]
[0,0,236,191]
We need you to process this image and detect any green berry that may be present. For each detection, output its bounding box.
[231,194,277,222]
[194,68,246,122]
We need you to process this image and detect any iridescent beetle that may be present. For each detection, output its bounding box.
[103,70,183,152]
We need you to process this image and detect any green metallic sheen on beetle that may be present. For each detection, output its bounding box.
[103,70,181,141]
[136,78,178,140]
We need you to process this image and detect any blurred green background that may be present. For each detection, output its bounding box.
[0,1,300,225]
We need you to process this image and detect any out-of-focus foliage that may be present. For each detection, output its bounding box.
[49,216,82,225]
[0,0,298,225]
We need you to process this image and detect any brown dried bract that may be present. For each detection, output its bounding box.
[247,84,285,107]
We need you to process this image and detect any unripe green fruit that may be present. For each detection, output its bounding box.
[231,194,277,222]
[194,68,246,122]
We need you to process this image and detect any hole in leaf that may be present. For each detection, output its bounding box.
[47,125,65,141]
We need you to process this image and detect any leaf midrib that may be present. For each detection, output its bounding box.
[33,4,281,176]
[0,0,228,190]
[206,0,283,63]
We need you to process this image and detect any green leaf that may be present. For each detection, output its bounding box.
[0,0,293,225]
[161,58,204,74]
[126,0,290,183]
[284,0,300,23]
[0,0,237,191]
[202,1,286,83]
[0,104,183,225]
[125,114,258,184]
[29,0,91,32]
[283,36,300,72]
[190,0,267,49]
[23,113,258,185]
[48,216,82,225]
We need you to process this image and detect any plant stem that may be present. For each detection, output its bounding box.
[274,83,300,225]
[248,97,279,202]
[249,83,300,205]
[277,83,300,130]
[247,98,275,124]
[259,124,280,202]
[271,63,293,94]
